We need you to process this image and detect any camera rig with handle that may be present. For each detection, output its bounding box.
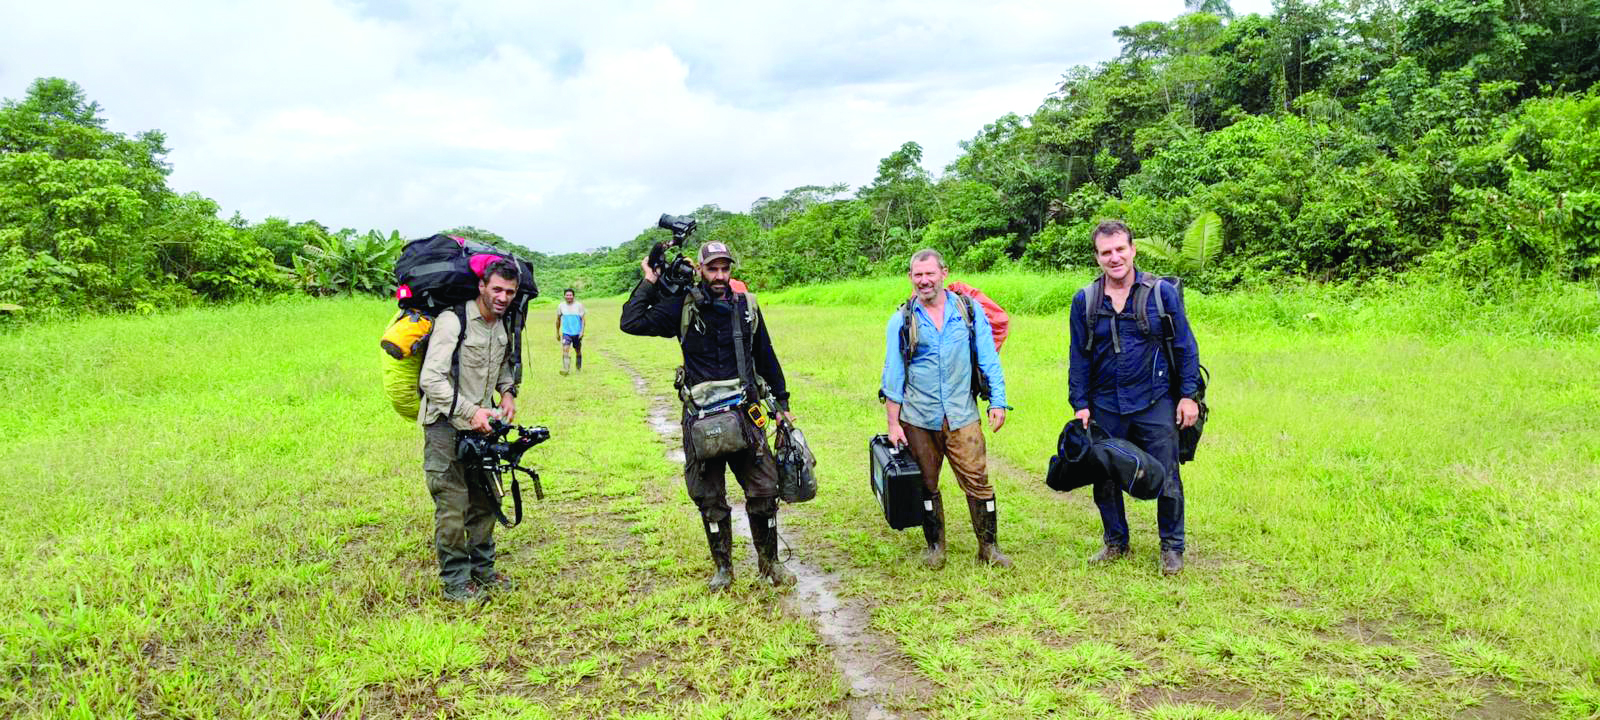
[456,420,551,528]
[649,213,699,296]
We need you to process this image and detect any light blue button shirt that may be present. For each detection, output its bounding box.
[881,290,1009,431]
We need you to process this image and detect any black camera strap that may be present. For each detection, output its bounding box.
[731,294,757,405]
[470,462,523,528]
[498,472,523,528]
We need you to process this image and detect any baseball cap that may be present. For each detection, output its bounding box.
[698,241,735,265]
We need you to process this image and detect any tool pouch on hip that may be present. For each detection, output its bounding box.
[684,378,752,459]
[687,406,749,459]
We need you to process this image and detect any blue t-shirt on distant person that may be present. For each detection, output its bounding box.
[559,301,585,336]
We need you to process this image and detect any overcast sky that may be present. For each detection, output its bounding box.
[2,0,1273,254]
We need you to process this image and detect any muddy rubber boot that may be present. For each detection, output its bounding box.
[749,512,796,588]
[561,354,571,375]
[921,491,946,570]
[967,496,1013,568]
[704,518,734,591]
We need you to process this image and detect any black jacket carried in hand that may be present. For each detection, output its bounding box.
[1046,420,1173,500]
[619,279,791,411]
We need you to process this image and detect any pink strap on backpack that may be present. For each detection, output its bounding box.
[468,253,505,278]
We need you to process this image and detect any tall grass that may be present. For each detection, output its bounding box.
[2,285,1597,718]
[763,270,1600,338]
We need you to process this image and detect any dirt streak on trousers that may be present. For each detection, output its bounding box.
[899,419,993,500]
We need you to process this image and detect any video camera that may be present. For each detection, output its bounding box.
[648,213,698,296]
[457,420,551,527]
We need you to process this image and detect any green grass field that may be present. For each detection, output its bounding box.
[1,283,1597,719]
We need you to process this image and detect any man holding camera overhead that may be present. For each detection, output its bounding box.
[419,258,521,603]
[620,232,798,591]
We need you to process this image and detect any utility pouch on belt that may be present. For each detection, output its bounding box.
[685,379,751,459]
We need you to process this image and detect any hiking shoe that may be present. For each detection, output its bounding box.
[442,582,487,604]
[472,572,515,593]
[1088,544,1129,564]
[1160,550,1184,576]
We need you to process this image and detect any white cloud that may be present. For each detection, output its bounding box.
[1,0,1277,253]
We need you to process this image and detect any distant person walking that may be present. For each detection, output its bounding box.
[881,249,1013,569]
[419,258,522,603]
[556,288,585,374]
[1069,220,1202,575]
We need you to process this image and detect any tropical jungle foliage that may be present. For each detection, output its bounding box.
[579,0,1600,295]
[4,0,1598,318]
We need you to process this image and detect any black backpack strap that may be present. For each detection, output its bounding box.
[448,303,468,419]
[957,295,989,401]
[504,302,522,395]
[731,293,757,404]
[897,299,915,399]
[1151,277,1192,402]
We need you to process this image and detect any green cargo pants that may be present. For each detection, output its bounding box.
[423,419,498,588]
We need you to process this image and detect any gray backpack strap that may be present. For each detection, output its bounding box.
[1152,278,1167,331]
[1130,275,1157,339]
[744,291,762,336]
[1079,278,1105,352]
[678,286,706,345]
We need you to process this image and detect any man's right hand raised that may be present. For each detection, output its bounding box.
[639,255,658,284]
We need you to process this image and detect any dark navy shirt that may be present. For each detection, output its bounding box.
[1068,272,1200,415]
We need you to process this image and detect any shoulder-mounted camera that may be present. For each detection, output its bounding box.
[649,213,698,296]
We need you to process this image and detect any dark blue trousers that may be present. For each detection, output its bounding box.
[1091,397,1185,552]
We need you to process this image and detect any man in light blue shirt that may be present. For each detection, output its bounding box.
[881,249,1013,569]
[556,288,585,374]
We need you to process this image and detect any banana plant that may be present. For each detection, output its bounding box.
[1135,210,1223,275]
[292,229,404,296]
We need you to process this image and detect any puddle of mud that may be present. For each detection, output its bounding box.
[604,349,931,719]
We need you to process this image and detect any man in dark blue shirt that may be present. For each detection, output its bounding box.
[1068,220,1202,575]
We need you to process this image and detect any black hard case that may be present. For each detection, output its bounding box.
[869,435,925,530]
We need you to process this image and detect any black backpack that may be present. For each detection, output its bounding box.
[1079,274,1209,463]
[392,233,539,403]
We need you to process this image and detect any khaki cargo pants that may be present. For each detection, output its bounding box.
[423,419,498,588]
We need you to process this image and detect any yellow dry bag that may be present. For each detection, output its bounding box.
[381,309,433,420]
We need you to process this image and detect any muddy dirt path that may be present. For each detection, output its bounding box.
[602,349,933,720]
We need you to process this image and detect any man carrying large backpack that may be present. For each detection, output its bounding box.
[620,241,799,591]
[419,258,522,603]
[1068,220,1202,576]
[881,249,1013,569]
